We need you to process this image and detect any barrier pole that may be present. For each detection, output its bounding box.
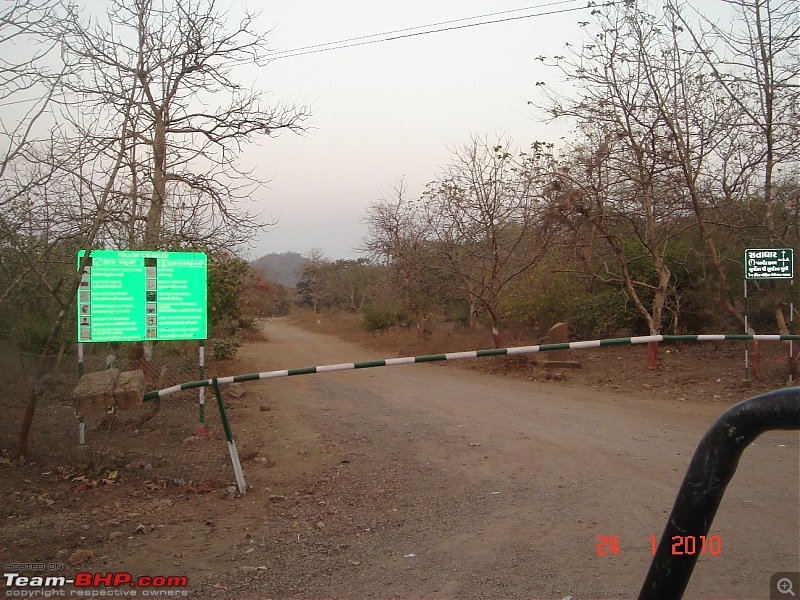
[144,334,800,402]
[744,279,750,382]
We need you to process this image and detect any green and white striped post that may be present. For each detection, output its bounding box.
[212,377,246,494]
[195,340,208,436]
[77,342,84,378]
[77,342,85,446]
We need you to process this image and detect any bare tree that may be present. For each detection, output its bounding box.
[56,0,309,249]
[0,0,63,180]
[297,248,330,314]
[538,6,698,366]
[673,0,799,337]
[0,0,70,309]
[362,179,445,325]
[422,135,556,348]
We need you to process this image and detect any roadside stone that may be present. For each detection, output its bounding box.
[228,383,247,399]
[73,369,118,414]
[260,404,272,411]
[544,322,581,369]
[68,549,94,564]
[114,370,146,409]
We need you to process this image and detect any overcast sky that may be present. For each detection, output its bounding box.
[239,0,593,261]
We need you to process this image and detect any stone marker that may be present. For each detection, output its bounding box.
[545,322,581,369]
[73,369,119,413]
[546,323,570,361]
[114,370,146,409]
[228,382,247,399]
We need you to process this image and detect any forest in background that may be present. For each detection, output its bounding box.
[0,0,796,370]
[285,0,798,368]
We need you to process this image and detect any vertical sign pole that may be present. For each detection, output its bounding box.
[195,340,208,436]
[744,279,749,382]
[78,342,84,378]
[199,340,205,422]
[790,278,795,384]
[77,342,85,445]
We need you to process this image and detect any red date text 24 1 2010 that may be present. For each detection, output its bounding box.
[596,535,722,556]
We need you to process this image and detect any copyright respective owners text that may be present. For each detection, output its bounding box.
[772,572,800,600]
[3,564,191,598]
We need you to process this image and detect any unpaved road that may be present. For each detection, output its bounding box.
[211,318,799,599]
[1,318,797,600]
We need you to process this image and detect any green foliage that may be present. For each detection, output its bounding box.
[15,315,56,353]
[394,309,413,328]
[362,306,396,332]
[240,269,291,318]
[573,287,638,339]
[210,337,239,359]
[296,255,384,313]
[500,270,581,334]
[261,282,292,317]
[207,252,249,332]
[440,301,471,327]
[361,305,412,332]
[0,239,77,353]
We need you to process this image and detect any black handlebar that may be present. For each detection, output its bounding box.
[639,387,800,600]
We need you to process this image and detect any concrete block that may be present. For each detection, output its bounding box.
[545,322,581,369]
[73,369,119,414]
[114,370,146,409]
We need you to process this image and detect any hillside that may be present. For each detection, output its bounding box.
[250,251,306,288]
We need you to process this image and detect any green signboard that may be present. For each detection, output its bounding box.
[77,250,207,342]
[744,248,794,280]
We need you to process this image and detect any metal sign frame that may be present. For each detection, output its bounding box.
[77,250,207,343]
[744,247,794,280]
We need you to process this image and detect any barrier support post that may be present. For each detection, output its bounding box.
[212,377,246,494]
[744,280,750,382]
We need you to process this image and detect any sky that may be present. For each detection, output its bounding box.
[239,0,592,261]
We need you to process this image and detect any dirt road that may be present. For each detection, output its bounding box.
[207,318,798,599]
[1,318,797,599]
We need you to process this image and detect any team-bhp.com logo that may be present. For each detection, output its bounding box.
[3,571,189,597]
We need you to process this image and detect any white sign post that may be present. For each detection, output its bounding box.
[744,248,794,280]
[743,248,795,383]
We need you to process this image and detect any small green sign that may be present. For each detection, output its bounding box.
[77,250,207,342]
[744,248,794,280]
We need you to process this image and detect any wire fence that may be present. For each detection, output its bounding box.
[0,343,237,491]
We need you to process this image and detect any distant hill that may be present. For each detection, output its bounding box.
[250,251,306,288]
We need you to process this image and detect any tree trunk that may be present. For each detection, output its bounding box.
[145,117,166,248]
[489,308,503,349]
[647,341,660,369]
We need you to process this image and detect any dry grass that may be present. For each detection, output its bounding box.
[287,309,499,358]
